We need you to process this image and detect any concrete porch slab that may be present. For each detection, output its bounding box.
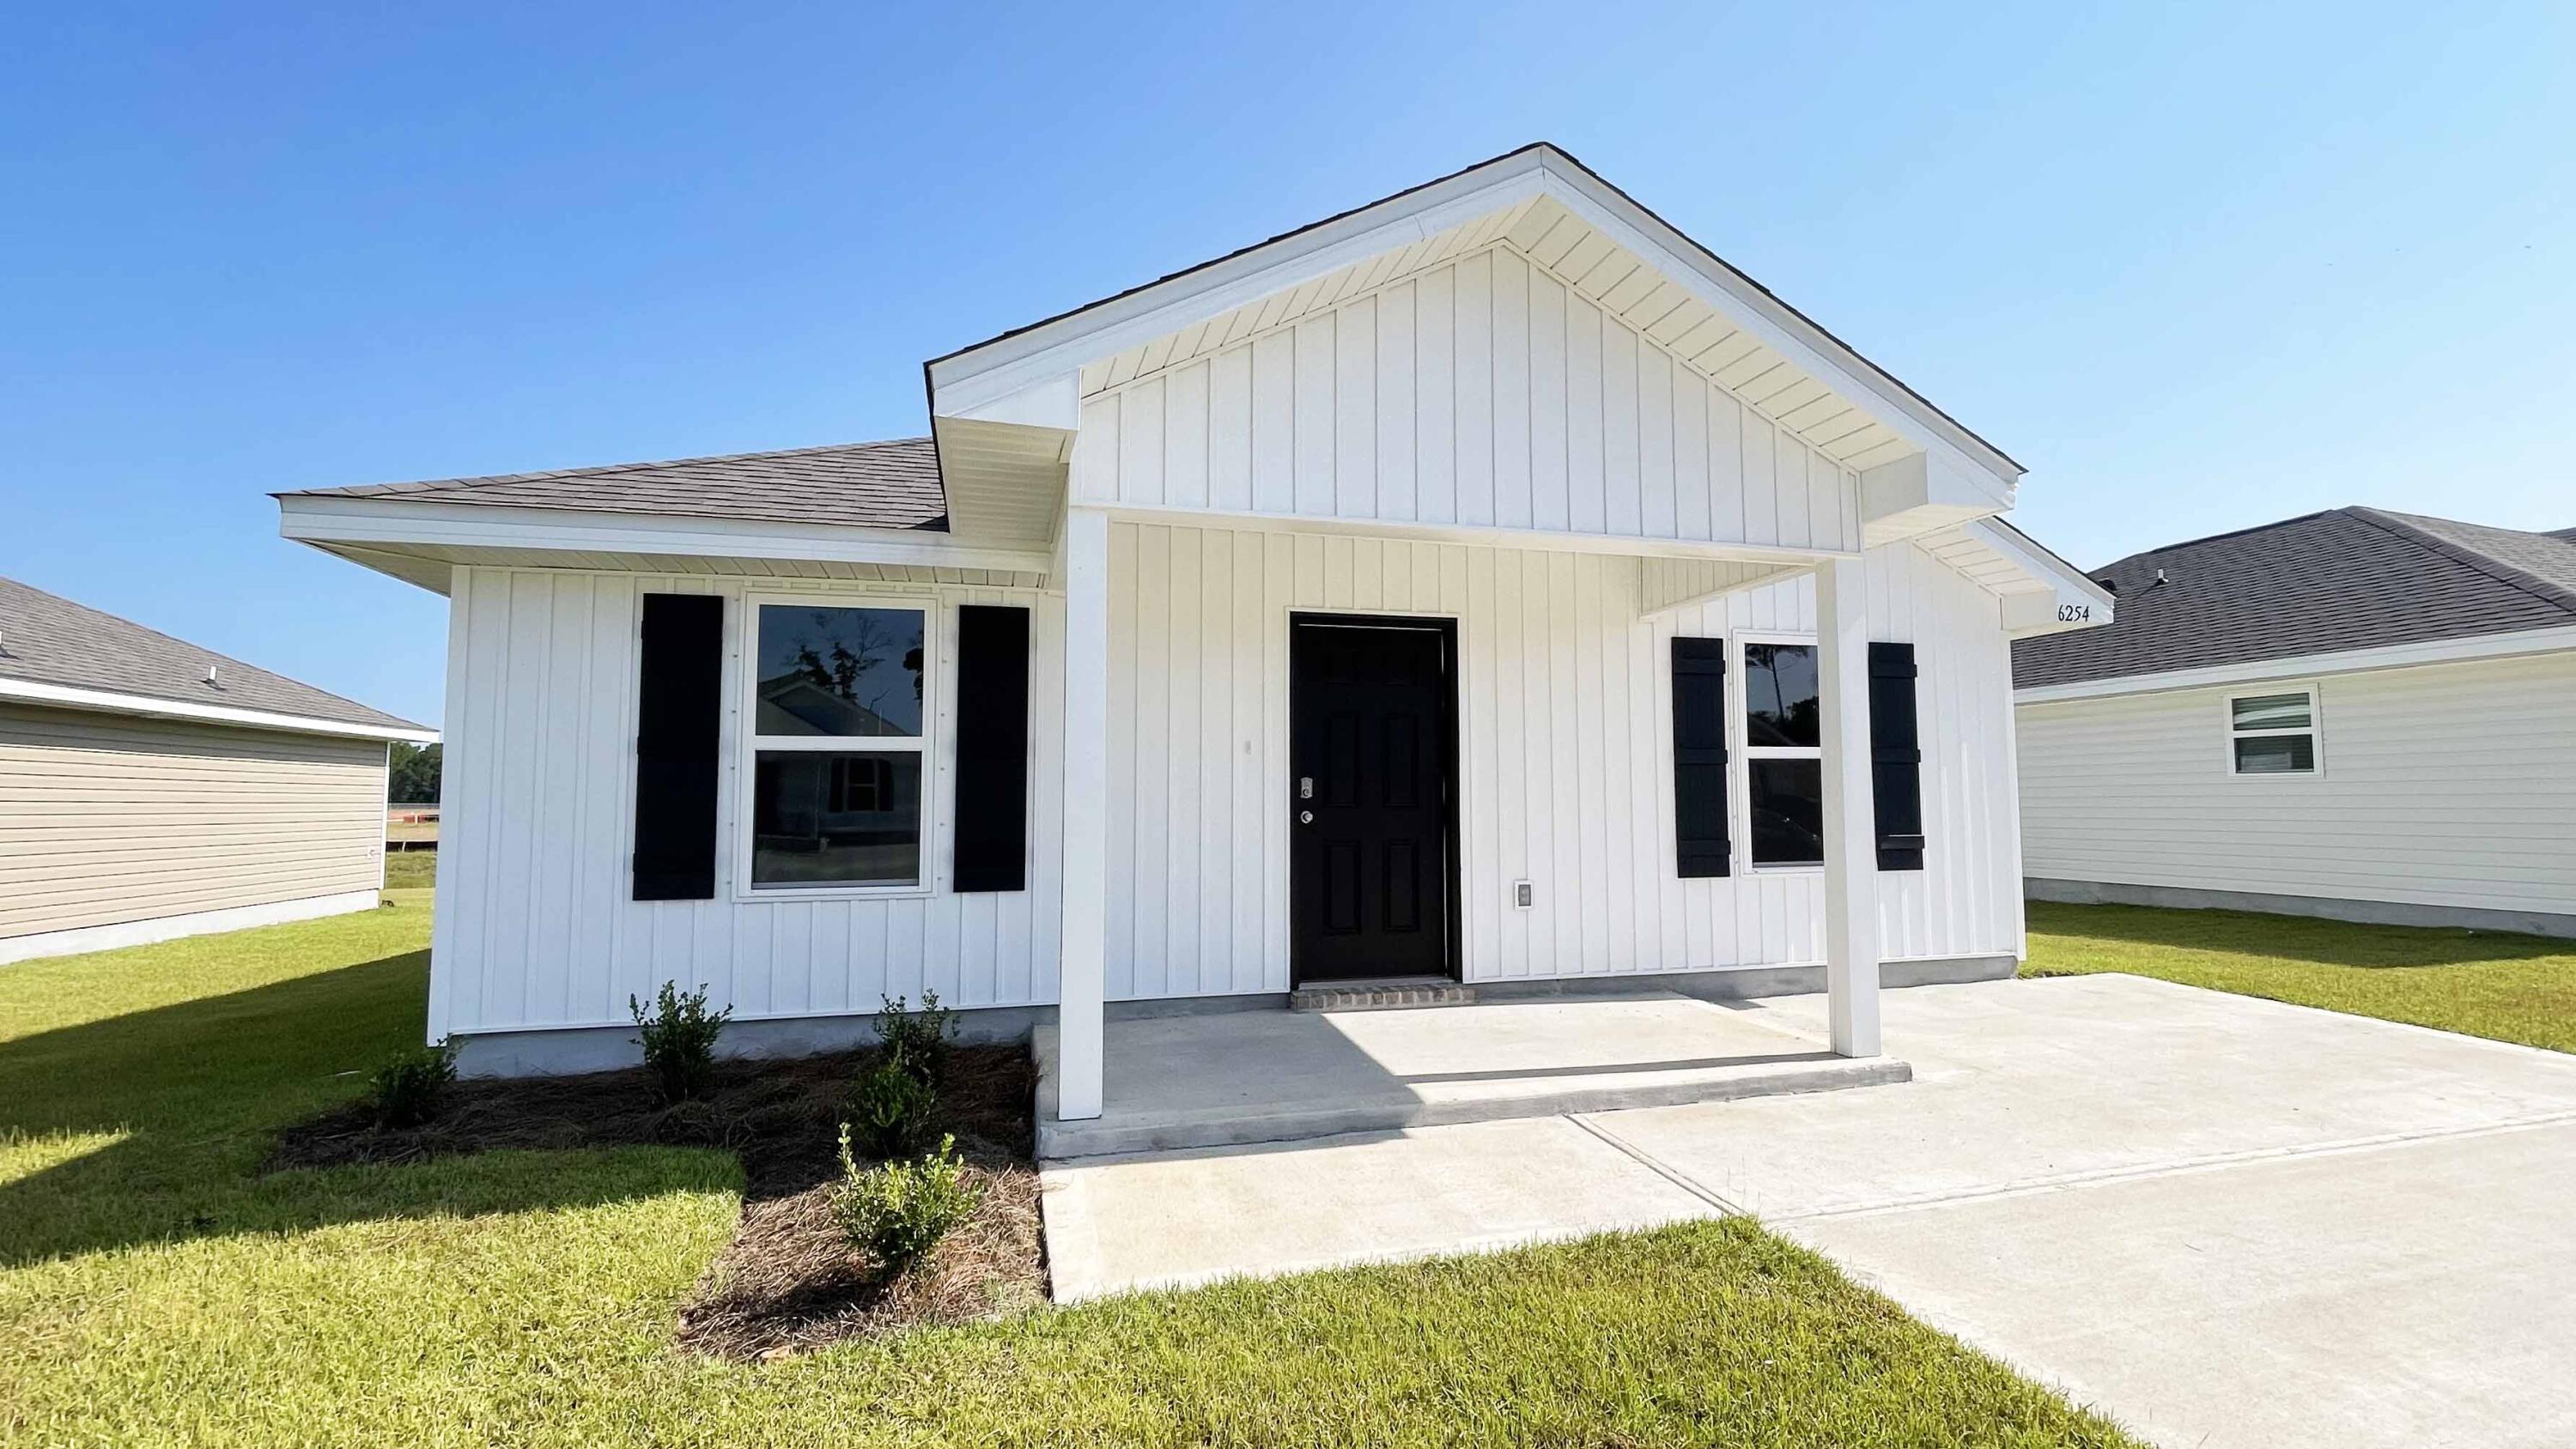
[1034,991,1909,1160]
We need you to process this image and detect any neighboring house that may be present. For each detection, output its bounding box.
[276,142,2108,1116]
[0,575,435,966]
[2014,507,2576,937]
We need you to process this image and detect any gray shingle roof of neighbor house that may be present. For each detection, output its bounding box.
[0,574,426,733]
[2012,506,2576,690]
[276,437,951,531]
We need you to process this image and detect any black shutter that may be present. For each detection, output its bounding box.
[1671,636,1731,878]
[632,593,724,900]
[1868,641,1926,871]
[951,604,1031,892]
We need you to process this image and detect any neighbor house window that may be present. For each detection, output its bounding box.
[2227,688,2320,776]
[744,597,931,891]
[1743,640,1824,867]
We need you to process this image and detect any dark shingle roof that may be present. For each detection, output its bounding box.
[2013,507,2576,690]
[0,575,424,734]
[277,437,948,531]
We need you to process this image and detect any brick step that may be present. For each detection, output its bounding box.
[1288,979,1477,1013]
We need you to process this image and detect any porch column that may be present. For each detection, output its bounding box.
[1055,506,1109,1120]
[1815,556,1883,1058]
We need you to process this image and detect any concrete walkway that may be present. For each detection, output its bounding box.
[1040,974,2576,1448]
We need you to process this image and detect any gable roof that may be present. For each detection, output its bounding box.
[277,437,948,532]
[2012,507,2576,691]
[927,142,2021,484]
[0,574,429,738]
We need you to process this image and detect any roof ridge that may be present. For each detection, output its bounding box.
[2344,506,2576,618]
[2087,507,2345,575]
[283,435,934,501]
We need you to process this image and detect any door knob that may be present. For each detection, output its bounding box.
[1299,809,1314,824]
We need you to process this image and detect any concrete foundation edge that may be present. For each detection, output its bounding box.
[449,955,2015,1079]
[0,888,381,968]
[2026,877,2576,941]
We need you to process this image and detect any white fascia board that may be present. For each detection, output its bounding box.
[927,154,1554,417]
[1097,500,1862,566]
[1969,518,2114,609]
[279,494,1055,576]
[2014,624,2576,706]
[1531,165,2022,497]
[0,676,437,743]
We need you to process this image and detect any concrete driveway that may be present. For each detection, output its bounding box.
[1042,974,2576,1448]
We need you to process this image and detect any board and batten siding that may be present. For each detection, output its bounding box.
[1071,244,1862,555]
[431,567,1066,1041]
[1102,523,2022,1001]
[2017,650,2576,918]
[0,702,386,942]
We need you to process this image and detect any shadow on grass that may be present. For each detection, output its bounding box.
[2026,900,2573,970]
[0,953,734,1268]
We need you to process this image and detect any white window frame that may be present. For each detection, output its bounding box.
[2221,683,2324,779]
[734,591,939,900]
[1739,631,1825,873]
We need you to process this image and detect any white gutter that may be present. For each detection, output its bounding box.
[2015,623,2576,705]
[0,676,438,743]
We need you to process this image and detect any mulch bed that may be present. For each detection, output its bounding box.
[269,1043,1047,1359]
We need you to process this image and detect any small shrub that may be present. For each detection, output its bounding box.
[631,981,732,1104]
[875,990,960,1086]
[367,1039,457,1128]
[830,1128,981,1281]
[846,1053,939,1159]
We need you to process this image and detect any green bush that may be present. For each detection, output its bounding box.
[876,990,960,1086]
[629,981,731,1104]
[367,1039,457,1128]
[830,1127,981,1281]
[846,1053,939,1159]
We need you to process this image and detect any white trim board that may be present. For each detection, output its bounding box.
[0,889,383,967]
[2015,625,2576,705]
[279,494,1054,580]
[0,676,437,744]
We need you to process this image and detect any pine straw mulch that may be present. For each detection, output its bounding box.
[267,1043,1046,1360]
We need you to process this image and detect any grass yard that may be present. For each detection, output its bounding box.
[0,894,2139,1448]
[2026,900,2576,1052]
[381,846,438,890]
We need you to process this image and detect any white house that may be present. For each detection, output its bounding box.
[277,144,2108,1125]
[2015,506,2576,938]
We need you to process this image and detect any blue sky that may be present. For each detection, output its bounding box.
[4,3,2569,725]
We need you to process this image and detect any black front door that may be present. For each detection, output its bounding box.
[1289,615,1458,985]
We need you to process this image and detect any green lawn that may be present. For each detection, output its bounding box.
[0,895,2138,1448]
[2026,900,2576,1052]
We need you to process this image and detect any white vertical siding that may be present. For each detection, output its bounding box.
[1070,244,1861,555]
[1103,523,2021,999]
[2017,651,2576,917]
[433,567,1065,1040]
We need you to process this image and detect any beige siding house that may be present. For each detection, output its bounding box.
[0,575,434,966]
[2014,508,2576,937]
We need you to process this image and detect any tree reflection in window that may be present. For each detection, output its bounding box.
[754,606,925,737]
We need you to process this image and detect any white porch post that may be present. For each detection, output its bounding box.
[1055,506,1109,1120]
[1815,556,1883,1058]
